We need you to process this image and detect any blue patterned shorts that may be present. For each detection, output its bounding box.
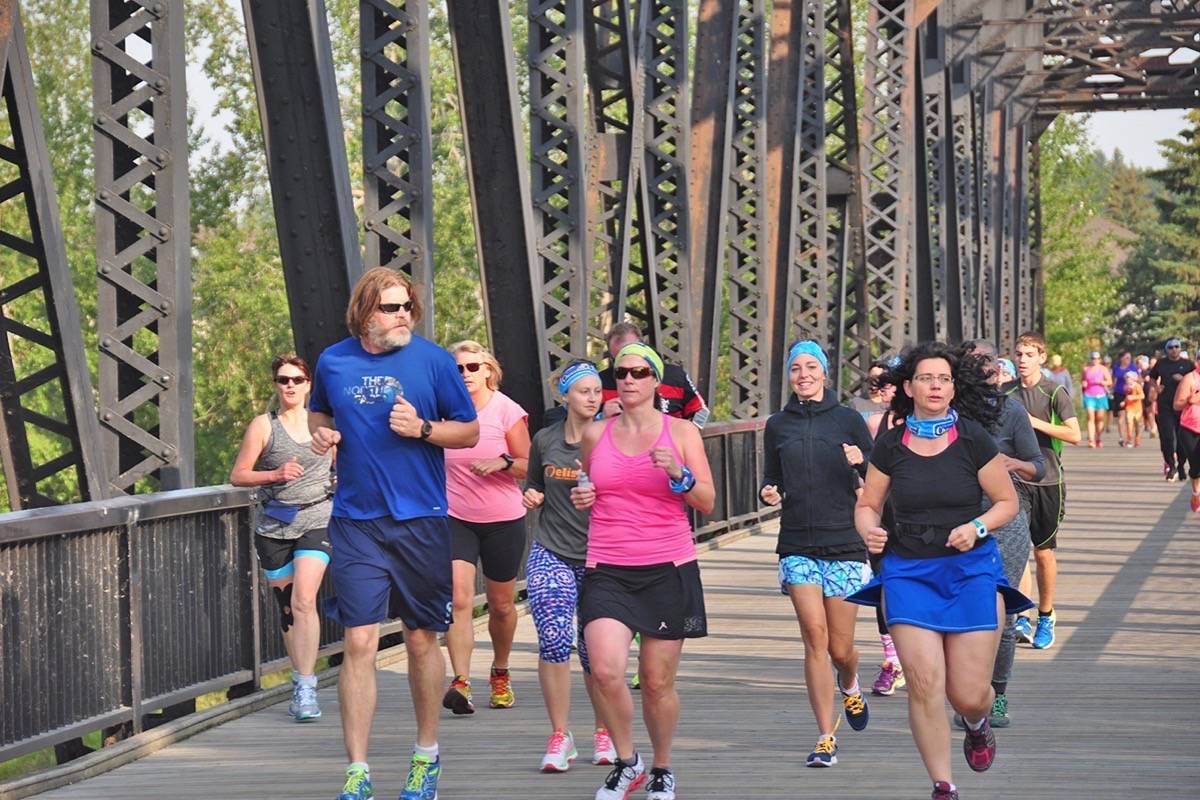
[526,542,589,672]
[779,555,872,598]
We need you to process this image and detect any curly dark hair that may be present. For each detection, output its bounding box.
[880,341,1001,430]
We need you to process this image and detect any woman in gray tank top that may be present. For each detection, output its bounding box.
[231,353,333,722]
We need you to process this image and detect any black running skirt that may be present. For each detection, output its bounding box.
[579,560,707,640]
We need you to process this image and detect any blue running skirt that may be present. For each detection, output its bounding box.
[846,537,1033,633]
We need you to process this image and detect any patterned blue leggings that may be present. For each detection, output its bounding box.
[526,541,590,672]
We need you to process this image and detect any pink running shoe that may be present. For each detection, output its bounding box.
[963,716,997,772]
[592,728,617,765]
[872,662,905,696]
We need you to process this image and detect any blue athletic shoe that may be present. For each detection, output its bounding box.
[842,690,869,731]
[289,680,321,721]
[399,753,440,800]
[1013,615,1033,644]
[337,765,372,800]
[806,735,837,767]
[1032,610,1056,650]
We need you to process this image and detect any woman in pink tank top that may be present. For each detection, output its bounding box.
[570,342,714,800]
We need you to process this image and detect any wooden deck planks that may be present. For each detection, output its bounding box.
[38,445,1200,799]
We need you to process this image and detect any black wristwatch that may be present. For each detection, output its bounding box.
[500,453,514,470]
[419,419,433,440]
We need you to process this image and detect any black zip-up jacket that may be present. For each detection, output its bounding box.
[762,392,873,562]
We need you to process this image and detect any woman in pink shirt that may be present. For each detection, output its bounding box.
[1080,351,1112,448]
[442,340,531,714]
[572,342,715,800]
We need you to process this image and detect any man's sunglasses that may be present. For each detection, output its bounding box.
[378,301,414,314]
[615,366,654,380]
[275,375,309,386]
[457,362,483,374]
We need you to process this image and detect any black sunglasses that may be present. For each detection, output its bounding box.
[457,362,483,374]
[615,366,654,380]
[378,301,414,314]
[275,375,309,386]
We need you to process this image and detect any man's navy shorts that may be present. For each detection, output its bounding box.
[323,515,453,631]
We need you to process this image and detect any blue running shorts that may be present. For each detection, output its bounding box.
[779,554,872,598]
[324,516,453,631]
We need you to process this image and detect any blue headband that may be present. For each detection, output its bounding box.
[787,340,828,374]
[558,361,600,396]
[997,358,1015,377]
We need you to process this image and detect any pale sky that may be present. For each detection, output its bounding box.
[1087,109,1189,170]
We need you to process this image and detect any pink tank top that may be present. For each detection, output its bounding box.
[586,416,696,566]
[1083,365,1108,397]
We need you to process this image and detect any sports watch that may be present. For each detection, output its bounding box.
[419,419,433,440]
[971,518,988,540]
[500,453,515,470]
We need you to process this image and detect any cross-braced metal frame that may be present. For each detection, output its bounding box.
[90,0,192,493]
[7,0,1195,513]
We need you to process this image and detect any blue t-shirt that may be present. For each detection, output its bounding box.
[309,335,477,521]
[1112,362,1140,400]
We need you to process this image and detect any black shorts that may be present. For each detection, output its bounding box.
[1109,395,1123,413]
[450,516,527,582]
[1019,482,1065,551]
[579,560,708,640]
[254,528,332,580]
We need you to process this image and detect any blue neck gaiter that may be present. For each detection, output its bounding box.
[905,407,959,439]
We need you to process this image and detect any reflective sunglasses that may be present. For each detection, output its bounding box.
[378,300,414,314]
[615,366,654,380]
[457,362,483,374]
[275,375,309,386]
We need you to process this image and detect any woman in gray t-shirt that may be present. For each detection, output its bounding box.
[230,353,333,722]
[522,360,614,771]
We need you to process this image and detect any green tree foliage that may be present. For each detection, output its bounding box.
[1145,109,1200,336]
[1039,115,1121,371]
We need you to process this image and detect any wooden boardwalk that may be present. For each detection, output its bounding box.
[39,445,1200,799]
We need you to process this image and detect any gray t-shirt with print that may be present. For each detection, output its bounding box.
[525,422,590,563]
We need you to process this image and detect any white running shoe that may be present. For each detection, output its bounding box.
[595,754,645,800]
[592,728,617,765]
[540,729,577,773]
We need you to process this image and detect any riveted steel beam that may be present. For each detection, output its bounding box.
[637,0,695,369]
[446,0,545,422]
[92,0,192,492]
[529,0,589,380]
[361,0,435,336]
[0,2,106,509]
[244,0,362,366]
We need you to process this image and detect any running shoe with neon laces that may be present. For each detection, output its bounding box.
[592,728,617,765]
[645,767,676,800]
[399,753,440,800]
[595,754,645,800]
[442,676,474,715]
[540,729,577,772]
[872,662,905,695]
[336,765,373,800]
[489,666,515,708]
[289,679,321,721]
[806,735,837,767]
[989,693,1010,727]
[1031,610,1056,649]
[962,716,996,772]
[931,781,960,800]
[1013,615,1033,644]
[842,689,869,730]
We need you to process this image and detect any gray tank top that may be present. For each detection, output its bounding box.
[253,412,333,539]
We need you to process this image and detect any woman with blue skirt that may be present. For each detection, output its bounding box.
[849,341,1033,800]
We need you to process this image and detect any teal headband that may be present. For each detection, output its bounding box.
[558,361,600,395]
[615,342,664,381]
[787,340,828,374]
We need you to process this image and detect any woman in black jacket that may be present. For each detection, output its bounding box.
[760,340,874,768]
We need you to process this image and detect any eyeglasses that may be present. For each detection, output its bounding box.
[1167,344,1182,349]
[457,362,483,374]
[275,375,309,386]
[378,301,414,314]
[912,374,953,386]
[615,366,654,380]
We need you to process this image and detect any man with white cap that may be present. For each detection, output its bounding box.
[1149,338,1195,481]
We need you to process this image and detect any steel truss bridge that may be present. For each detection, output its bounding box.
[0,0,1197,778]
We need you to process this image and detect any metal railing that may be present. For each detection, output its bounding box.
[0,419,775,765]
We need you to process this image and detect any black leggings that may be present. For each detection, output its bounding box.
[1158,407,1189,474]
[1179,425,1200,480]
